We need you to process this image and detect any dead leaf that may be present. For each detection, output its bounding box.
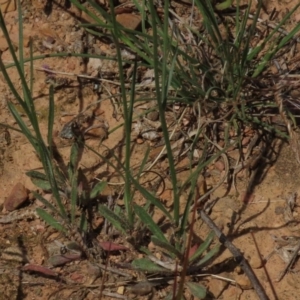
[22,264,57,277]
[98,241,129,251]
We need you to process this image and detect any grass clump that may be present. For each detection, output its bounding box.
[1,0,300,298]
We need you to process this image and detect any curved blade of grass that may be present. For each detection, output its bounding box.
[70,170,78,224]
[33,192,61,217]
[189,231,215,263]
[132,176,172,220]
[68,133,84,181]
[252,25,300,78]
[36,208,66,233]
[6,102,39,151]
[136,147,150,179]
[133,204,168,243]
[194,0,222,47]
[29,39,34,96]
[17,0,24,75]
[248,2,300,64]
[0,9,41,139]
[195,244,220,268]
[47,85,55,148]
[79,212,88,232]
[85,144,125,180]
[149,0,179,224]
[90,181,107,199]
[26,170,52,191]
[40,146,68,219]
[98,204,131,234]
[26,170,48,181]
[109,3,135,225]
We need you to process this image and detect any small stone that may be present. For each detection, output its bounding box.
[147,111,159,121]
[129,281,153,296]
[4,183,29,211]
[117,286,125,295]
[136,137,144,144]
[214,160,225,171]
[116,13,141,30]
[242,136,250,146]
[235,274,252,290]
[250,254,263,269]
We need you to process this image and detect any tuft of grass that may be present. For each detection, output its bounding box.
[1,0,300,298]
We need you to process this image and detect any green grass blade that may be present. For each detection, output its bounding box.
[34,192,61,218]
[70,170,78,224]
[7,102,38,150]
[26,170,52,191]
[36,208,66,233]
[133,204,168,243]
[151,236,181,259]
[131,257,170,273]
[47,85,55,148]
[189,231,215,263]
[195,244,220,267]
[98,204,130,234]
[109,1,135,225]
[149,0,179,224]
[90,181,107,199]
[131,176,172,220]
[17,0,24,75]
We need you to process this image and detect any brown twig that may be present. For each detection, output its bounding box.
[200,210,269,300]
[251,232,278,299]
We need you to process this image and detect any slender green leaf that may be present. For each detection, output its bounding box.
[47,85,55,148]
[68,133,84,181]
[70,170,78,224]
[36,208,66,233]
[17,0,24,75]
[26,171,52,191]
[98,205,130,234]
[33,192,61,217]
[189,231,215,263]
[151,236,181,259]
[131,258,171,273]
[26,170,48,181]
[132,176,172,220]
[195,245,220,268]
[133,204,168,243]
[90,181,108,199]
[26,168,65,195]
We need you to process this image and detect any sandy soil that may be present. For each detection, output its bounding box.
[1,0,300,299]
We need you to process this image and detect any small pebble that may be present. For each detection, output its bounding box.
[4,183,29,211]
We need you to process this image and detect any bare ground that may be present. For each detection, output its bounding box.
[1,0,300,299]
